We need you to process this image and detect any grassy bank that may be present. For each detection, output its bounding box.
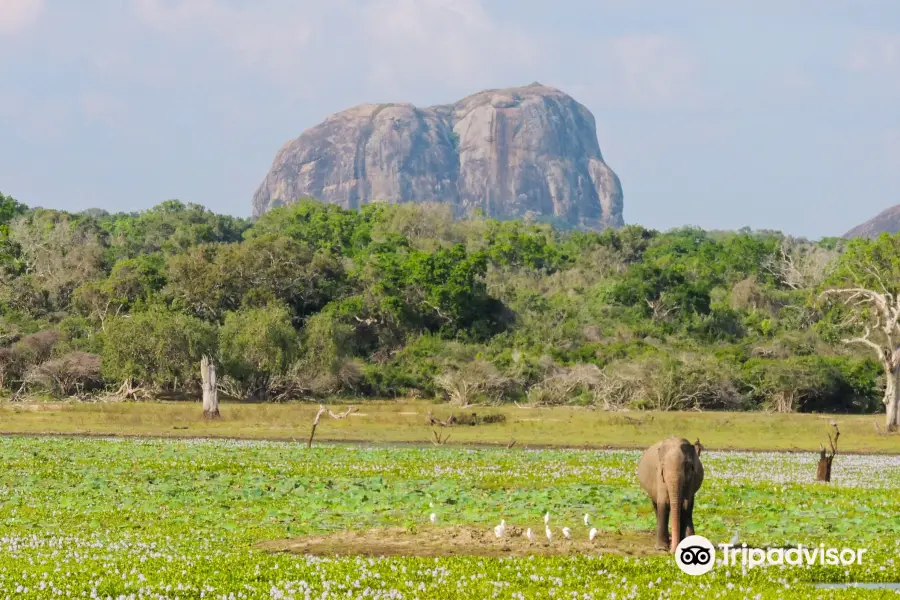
[1,399,897,453]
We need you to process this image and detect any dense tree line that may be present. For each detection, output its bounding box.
[0,190,891,415]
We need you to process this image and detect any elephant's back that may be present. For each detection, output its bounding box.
[638,440,664,465]
[636,440,664,487]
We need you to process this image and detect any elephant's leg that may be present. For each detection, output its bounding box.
[683,497,695,538]
[655,499,670,549]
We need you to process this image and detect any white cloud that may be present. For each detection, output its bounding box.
[133,0,314,88]
[0,0,43,34]
[359,0,540,96]
[0,93,72,144]
[844,31,900,73]
[80,92,123,124]
[885,129,900,170]
[559,34,702,111]
[601,34,701,108]
[131,0,540,101]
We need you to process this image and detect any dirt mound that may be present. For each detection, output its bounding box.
[258,526,665,558]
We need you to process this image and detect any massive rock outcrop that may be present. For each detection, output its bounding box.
[844,204,900,239]
[252,83,624,229]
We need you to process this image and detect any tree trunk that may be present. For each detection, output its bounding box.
[815,449,834,481]
[884,365,899,432]
[201,355,220,420]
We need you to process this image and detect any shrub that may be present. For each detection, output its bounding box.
[14,330,61,366]
[26,352,102,397]
[218,304,299,401]
[741,356,880,414]
[102,308,216,391]
[526,363,605,406]
[0,347,17,390]
[434,360,514,406]
[636,355,741,411]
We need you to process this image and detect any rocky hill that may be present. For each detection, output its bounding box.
[252,83,624,229]
[844,205,900,239]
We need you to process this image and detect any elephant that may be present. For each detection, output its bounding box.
[637,437,704,553]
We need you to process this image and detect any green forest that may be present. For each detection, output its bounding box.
[1,190,897,417]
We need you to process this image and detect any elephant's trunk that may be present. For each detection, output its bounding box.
[667,469,684,553]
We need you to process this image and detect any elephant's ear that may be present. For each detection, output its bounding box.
[657,446,666,479]
[694,439,703,457]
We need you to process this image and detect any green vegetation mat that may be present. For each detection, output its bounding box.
[1,436,898,598]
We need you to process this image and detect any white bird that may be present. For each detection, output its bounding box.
[544,512,550,525]
[429,513,437,525]
[589,527,598,541]
[494,519,506,538]
[526,528,535,542]
[545,525,553,542]
[584,513,591,527]
[562,526,571,540]
[729,530,739,545]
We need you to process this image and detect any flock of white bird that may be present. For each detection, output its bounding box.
[427,505,740,549]
[428,509,600,543]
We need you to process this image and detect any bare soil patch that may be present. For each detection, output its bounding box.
[257,526,666,558]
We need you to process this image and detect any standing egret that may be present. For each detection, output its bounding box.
[544,512,550,525]
[562,526,571,540]
[429,513,437,525]
[526,528,535,542]
[584,514,590,527]
[729,530,739,546]
[545,525,553,542]
[589,527,598,541]
[494,520,506,538]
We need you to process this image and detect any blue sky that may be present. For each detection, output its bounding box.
[1,0,898,238]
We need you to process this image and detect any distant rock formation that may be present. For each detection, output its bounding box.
[844,205,900,239]
[252,83,624,229]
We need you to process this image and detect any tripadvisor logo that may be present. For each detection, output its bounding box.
[675,536,868,576]
[675,536,716,575]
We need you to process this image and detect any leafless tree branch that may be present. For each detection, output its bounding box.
[307,404,356,448]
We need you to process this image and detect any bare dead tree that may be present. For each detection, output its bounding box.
[434,361,511,408]
[201,355,220,420]
[109,378,151,401]
[422,301,453,324]
[10,379,27,402]
[426,409,457,427]
[353,315,379,327]
[766,241,836,290]
[307,404,356,448]
[430,429,451,446]
[646,298,680,322]
[820,288,900,432]
[25,352,101,397]
[816,422,840,482]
